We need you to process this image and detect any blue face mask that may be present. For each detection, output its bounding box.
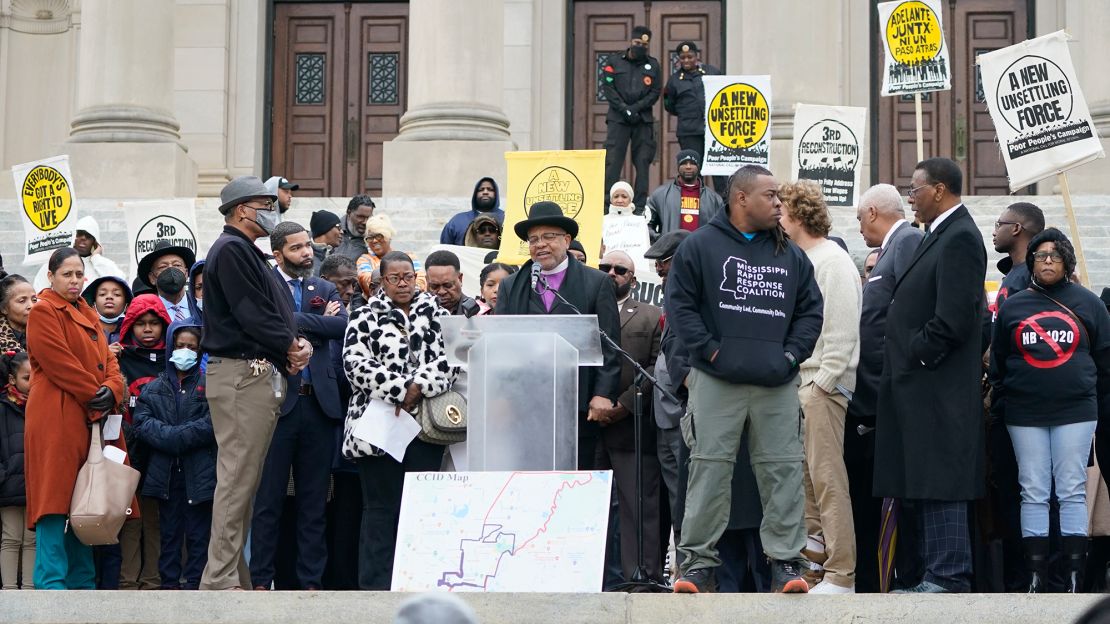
[170,348,198,371]
[99,312,124,324]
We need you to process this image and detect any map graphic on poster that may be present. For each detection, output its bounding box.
[391,471,612,593]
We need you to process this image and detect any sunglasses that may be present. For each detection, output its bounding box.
[598,263,630,276]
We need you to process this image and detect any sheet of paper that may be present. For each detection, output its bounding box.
[103,445,127,465]
[102,414,123,441]
[351,398,421,462]
[448,442,468,472]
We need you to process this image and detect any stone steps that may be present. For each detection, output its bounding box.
[0,589,1100,624]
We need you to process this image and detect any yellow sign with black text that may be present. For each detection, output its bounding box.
[701,76,772,176]
[12,155,78,265]
[497,150,605,266]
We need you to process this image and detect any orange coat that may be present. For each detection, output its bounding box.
[24,288,126,528]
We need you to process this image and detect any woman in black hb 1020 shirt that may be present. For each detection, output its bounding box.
[991,227,1110,594]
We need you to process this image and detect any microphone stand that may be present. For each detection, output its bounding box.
[538,275,675,593]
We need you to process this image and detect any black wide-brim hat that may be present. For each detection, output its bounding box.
[137,242,197,287]
[513,201,579,241]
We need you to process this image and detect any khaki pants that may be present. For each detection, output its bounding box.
[119,496,161,589]
[800,382,856,588]
[1,506,35,589]
[199,357,284,590]
[678,368,806,572]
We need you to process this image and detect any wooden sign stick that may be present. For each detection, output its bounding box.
[914,92,924,163]
[1058,171,1089,287]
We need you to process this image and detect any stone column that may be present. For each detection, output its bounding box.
[383,0,514,198]
[65,0,196,197]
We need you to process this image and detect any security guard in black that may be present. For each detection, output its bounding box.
[602,25,661,211]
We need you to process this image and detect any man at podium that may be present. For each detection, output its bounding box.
[495,201,623,469]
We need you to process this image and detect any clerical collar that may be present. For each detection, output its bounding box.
[540,257,570,276]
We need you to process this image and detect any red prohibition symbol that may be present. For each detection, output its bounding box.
[1013,310,1080,369]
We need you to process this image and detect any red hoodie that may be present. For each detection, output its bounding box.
[118,294,172,419]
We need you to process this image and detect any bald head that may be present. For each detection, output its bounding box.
[857,183,907,248]
[601,249,634,273]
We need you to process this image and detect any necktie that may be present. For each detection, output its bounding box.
[290,278,302,310]
[172,305,185,322]
[289,279,310,383]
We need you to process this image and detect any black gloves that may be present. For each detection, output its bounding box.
[87,386,115,411]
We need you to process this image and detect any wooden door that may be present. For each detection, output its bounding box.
[876,0,1029,194]
[272,3,408,197]
[572,1,722,193]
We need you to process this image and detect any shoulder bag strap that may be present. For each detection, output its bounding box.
[1028,286,1090,344]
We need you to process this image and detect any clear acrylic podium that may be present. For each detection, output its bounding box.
[441,315,603,471]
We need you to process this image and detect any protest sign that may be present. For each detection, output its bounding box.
[702,76,772,176]
[979,31,1104,286]
[12,155,77,265]
[601,213,660,306]
[429,243,495,296]
[790,104,868,207]
[878,0,951,96]
[978,31,1104,191]
[123,200,199,281]
[498,150,605,266]
[392,470,612,592]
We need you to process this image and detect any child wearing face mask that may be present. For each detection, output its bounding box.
[116,293,172,589]
[82,276,134,356]
[0,351,35,589]
[132,322,214,590]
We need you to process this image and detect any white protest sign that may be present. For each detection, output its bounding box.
[978,31,1105,190]
[602,214,651,273]
[123,200,199,281]
[392,471,612,592]
[790,104,868,207]
[702,75,772,175]
[879,0,951,95]
[429,243,498,297]
[12,155,77,265]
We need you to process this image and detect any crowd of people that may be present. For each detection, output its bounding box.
[0,155,1106,596]
[0,28,1108,598]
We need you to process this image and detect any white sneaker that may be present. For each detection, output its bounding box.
[809,580,855,594]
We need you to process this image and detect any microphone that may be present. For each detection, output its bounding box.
[531,263,542,293]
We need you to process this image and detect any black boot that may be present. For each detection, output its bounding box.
[1062,535,1089,593]
[1023,536,1050,593]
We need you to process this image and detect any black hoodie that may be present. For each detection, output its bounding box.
[991,279,1110,427]
[665,212,824,387]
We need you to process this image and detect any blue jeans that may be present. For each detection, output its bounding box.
[1008,421,1097,537]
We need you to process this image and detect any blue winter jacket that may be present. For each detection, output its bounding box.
[132,320,217,504]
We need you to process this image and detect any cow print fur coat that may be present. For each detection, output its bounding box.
[342,291,458,458]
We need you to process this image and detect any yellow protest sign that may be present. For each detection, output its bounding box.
[708,83,770,150]
[12,155,78,264]
[497,150,605,266]
[701,76,772,176]
[878,0,951,95]
[885,1,942,65]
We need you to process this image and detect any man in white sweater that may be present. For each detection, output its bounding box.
[779,180,862,593]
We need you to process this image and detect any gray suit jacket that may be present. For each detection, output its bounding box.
[848,221,923,425]
[601,298,662,451]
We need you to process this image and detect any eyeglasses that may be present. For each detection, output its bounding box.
[383,273,417,285]
[366,233,386,242]
[527,232,567,246]
[477,225,500,234]
[1032,251,1064,263]
[598,263,631,276]
[653,255,674,266]
[244,200,275,211]
[994,220,1021,230]
[905,183,935,197]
